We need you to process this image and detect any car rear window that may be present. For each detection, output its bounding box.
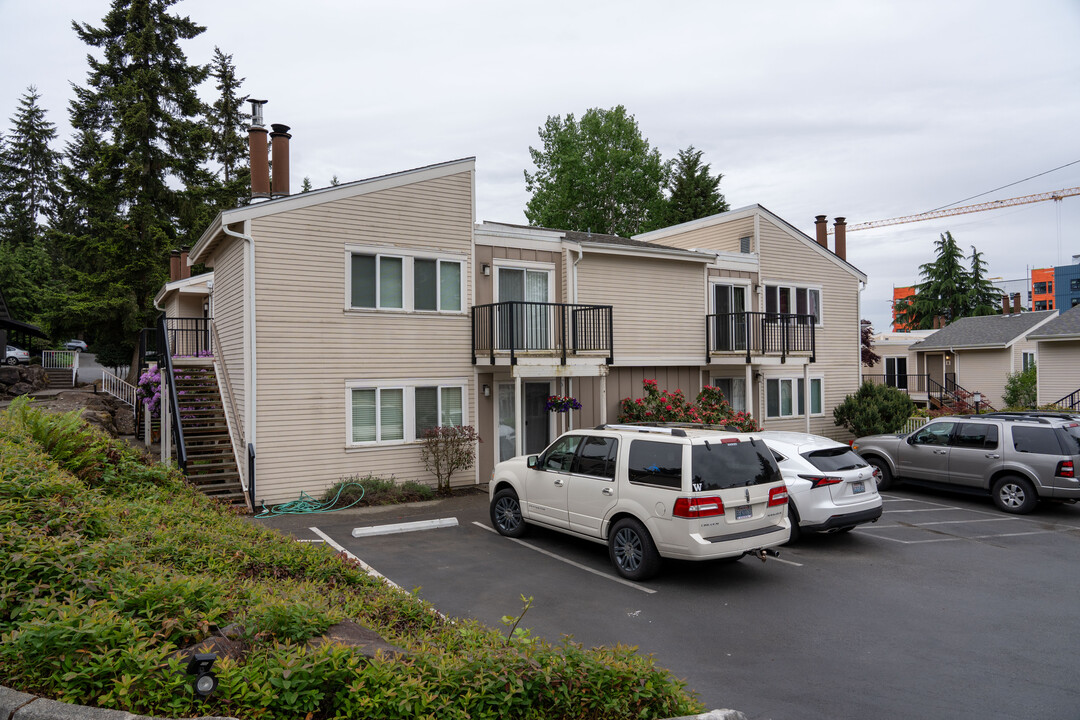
[1056,424,1080,454]
[691,440,781,491]
[1012,426,1063,455]
[628,440,683,489]
[802,447,868,472]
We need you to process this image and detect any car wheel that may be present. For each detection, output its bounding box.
[4,356,16,366]
[490,488,527,538]
[608,517,660,581]
[992,476,1038,514]
[786,504,801,544]
[867,457,894,491]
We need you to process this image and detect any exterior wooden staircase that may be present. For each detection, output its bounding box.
[172,360,246,507]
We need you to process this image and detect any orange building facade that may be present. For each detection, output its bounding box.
[892,286,916,332]
[1031,267,1055,311]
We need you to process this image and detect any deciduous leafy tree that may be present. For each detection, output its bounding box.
[524,105,667,237]
[861,320,881,367]
[894,231,1000,330]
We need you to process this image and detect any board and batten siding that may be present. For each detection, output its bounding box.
[246,170,476,504]
[573,366,703,428]
[576,253,704,365]
[1036,340,1080,405]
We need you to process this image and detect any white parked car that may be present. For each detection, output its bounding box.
[4,345,29,366]
[489,424,791,580]
[758,431,883,541]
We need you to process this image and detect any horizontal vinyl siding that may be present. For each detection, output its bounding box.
[212,236,247,440]
[956,350,1008,408]
[576,254,704,364]
[757,216,861,441]
[473,245,562,306]
[1036,340,1080,405]
[250,171,476,504]
[648,216,755,253]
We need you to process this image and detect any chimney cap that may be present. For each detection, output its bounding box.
[270,123,291,136]
[249,99,268,127]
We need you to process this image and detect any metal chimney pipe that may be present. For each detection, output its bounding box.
[814,215,828,247]
[248,99,270,199]
[833,217,847,260]
[270,123,292,198]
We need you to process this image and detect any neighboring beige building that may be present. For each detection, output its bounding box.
[170,156,868,505]
[1027,303,1080,409]
[864,329,934,404]
[906,309,1057,409]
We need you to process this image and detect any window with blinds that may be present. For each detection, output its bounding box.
[350,251,462,312]
[351,387,404,443]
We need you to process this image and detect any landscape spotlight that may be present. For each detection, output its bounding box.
[186,652,218,699]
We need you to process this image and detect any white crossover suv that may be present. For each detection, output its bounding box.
[489,424,791,580]
[757,431,883,541]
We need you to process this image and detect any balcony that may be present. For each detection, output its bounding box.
[706,312,816,364]
[472,302,613,366]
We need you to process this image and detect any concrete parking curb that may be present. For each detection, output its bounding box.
[0,685,236,720]
[667,711,748,720]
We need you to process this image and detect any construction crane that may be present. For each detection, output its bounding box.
[828,186,1080,233]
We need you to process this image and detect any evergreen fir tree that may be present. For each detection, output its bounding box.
[1,87,62,246]
[652,146,728,229]
[205,46,249,212]
[894,231,991,329]
[48,0,211,355]
[965,246,1001,316]
[301,177,313,193]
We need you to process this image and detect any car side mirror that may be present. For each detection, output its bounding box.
[906,435,916,445]
[527,455,538,469]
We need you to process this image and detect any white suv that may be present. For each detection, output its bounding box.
[489,424,791,580]
[758,431,883,540]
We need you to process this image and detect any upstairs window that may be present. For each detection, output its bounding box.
[349,250,463,313]
[765,284,821,325]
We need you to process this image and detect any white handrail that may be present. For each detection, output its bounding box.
[101,369,138,407]
[900,416,929,434]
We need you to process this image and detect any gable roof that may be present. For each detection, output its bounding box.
[191,157,475,264]
[909,310,1057,351]
[1028,303,1080,341]
[632,203,868,283]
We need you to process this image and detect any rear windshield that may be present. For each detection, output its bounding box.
[691,440,781,491]
[628,440,683,489]
[802,447,868,472]
[1057,424,1080,454]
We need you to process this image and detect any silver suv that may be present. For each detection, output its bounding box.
[489,424,791,580]
[852,414,1080,514]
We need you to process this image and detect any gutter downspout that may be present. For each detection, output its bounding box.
[569,246,584,429]
[222,222,257,488]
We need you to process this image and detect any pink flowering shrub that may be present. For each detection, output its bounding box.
[617,379,760,432]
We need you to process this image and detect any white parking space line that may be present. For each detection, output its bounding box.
[914,517,1020,526]
[308,526,402,591]
[885,507,960,514]
[472,522,657,594]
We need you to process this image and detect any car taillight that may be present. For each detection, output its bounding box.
[1057,460,1075,478]
[673,496,725,518]
[768,486,789,506]
[798,473,841,488]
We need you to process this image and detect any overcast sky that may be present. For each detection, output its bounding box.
[2,0,1078,331]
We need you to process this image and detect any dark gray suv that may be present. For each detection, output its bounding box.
[852,414,1080,514]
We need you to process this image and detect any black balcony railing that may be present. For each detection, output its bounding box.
[472,302,613,365]
[865,373,929,393]
[163,317,212,357]
[706,312,816,364]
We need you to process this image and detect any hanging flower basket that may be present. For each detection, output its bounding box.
[546,395,582,413]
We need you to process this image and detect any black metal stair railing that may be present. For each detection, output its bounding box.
[156,314,187,471]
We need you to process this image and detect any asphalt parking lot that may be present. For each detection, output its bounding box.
[257,486,1080,720]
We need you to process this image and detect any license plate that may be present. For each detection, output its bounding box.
[852,481,865,494]
[735,505,752,520]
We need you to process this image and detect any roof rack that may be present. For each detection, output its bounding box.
[971,413,1053,424]
[594,423,688,437]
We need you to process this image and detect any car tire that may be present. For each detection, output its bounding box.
[490,488,527,538]
[992,475,1038,514]
[786,504,801,544]
[4,356,16,366]
[608,517,660,581]
[867,457,894,491]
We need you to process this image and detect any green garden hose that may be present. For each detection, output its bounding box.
[254,482,366,517]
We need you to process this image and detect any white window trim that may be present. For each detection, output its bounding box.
[492,261,556,303]
[346,378,469,448]
[763,282,824,327]
[765,375,824,419]
[709,278,753,314]
[711,376,748,413]
[345,245,467,315]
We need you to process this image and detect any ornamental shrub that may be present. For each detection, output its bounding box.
[832,380,916,437]
[1002,362,1037,409]
[617,379,760,431]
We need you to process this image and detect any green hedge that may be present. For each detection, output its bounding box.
[0,397,702,719]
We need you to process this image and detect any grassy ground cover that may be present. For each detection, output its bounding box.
[0,397,703,719]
